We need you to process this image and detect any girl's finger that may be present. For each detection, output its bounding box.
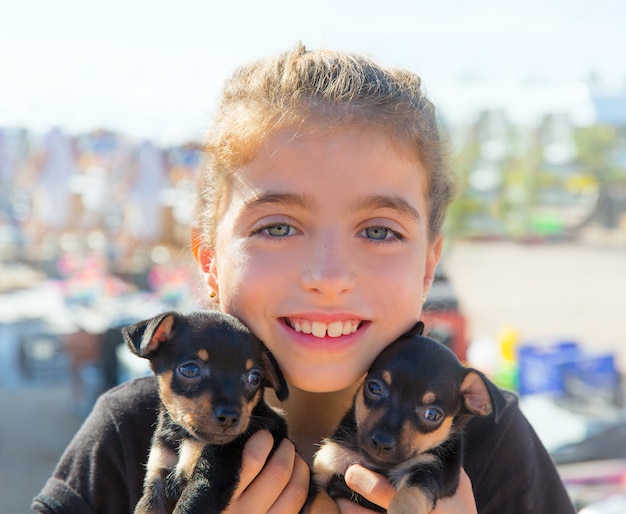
[230,430,274,499]
[267,454,310,514]
[228,438,296,513]
[344,464,394,510]
[345,465,477,514]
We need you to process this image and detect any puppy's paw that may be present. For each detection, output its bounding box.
[388,485,435,514]
[304,489,340,514]
[134,494,167,514]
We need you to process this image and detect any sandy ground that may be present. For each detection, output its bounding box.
[0,383,83,514]
[0,237,624,512]
[444,238,625,370]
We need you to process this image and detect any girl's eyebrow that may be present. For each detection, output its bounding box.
[244,192,315,210]
[243,191,420,222]
[351,194,421,222]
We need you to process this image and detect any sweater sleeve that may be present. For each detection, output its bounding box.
[31,377,159,514]
[464,390,576,514]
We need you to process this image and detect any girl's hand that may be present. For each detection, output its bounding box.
[341,464,477,514]
[224,430,310,513]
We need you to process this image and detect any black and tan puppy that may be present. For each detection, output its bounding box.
[123,311,293,514]
[312,322,505,514]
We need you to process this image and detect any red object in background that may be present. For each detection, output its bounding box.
[421,266,469,362]
[422,309,468,362]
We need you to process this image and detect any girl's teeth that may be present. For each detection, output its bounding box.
[311,321,326,338]
[290,319,360,338]
[327,321,343,338]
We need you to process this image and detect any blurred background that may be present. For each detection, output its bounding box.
[1,1,625,512]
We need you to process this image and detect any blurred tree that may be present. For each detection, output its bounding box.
[575,125,621,181]
[575,125,626,228]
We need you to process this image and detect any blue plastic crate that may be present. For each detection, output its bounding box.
[561,353,620,396]
[517,341,580,396]
[518,341,620,398]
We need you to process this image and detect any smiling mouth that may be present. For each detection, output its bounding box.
[284,318,362,338]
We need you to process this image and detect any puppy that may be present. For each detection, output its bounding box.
[124,311,295,514]
[312,322,505,514]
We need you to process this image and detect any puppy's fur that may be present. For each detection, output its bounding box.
[312,322,505,514]
[124,311,296,514]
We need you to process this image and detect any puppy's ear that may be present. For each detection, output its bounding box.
[404,321,425,337]
[460,369,506,422]
[122,311,179,358]
[261,347,289,402]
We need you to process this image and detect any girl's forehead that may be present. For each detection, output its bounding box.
[235,127,424,184]
[255,122,417,159]
[220,126,430,224]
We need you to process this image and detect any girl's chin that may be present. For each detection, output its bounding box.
[271,320,375,392]
[284,367,364,394]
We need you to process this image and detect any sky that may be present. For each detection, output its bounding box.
[1,0,625,144]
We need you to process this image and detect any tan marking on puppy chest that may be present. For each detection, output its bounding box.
[145,444,178,477]
[176,438,206,480]
[197,349,209,362]
[312,440,361,486]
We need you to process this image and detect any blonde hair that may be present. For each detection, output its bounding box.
[195,43,455,247]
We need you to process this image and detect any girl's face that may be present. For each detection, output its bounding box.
[202,125,442,393]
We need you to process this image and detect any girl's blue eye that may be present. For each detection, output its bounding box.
[361,225,404,243]
[365,226,391,240]
[262,223,294,238]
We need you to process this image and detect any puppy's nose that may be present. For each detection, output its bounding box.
[369,431,395,454]
[214,406,240,428]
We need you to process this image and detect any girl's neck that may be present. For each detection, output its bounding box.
[266,383,360,465]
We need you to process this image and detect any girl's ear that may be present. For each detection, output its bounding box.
[191,228,219,298]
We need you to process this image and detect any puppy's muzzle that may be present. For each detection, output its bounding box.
[214,406,241,429]
[362,429,404,465]
[369,430,395,454]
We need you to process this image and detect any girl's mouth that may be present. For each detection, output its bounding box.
[284,318,362,338]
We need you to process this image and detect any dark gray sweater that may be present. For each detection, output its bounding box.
[32,377,575,513]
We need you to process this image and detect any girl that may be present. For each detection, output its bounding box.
[33,43,575,513]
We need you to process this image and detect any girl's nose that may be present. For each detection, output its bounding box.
[300,237,357,296]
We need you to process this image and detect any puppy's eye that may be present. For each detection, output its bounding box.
[423,407,444,423]
[246,370,262,387]
[365,379,385,398]
[177,362,201,379]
